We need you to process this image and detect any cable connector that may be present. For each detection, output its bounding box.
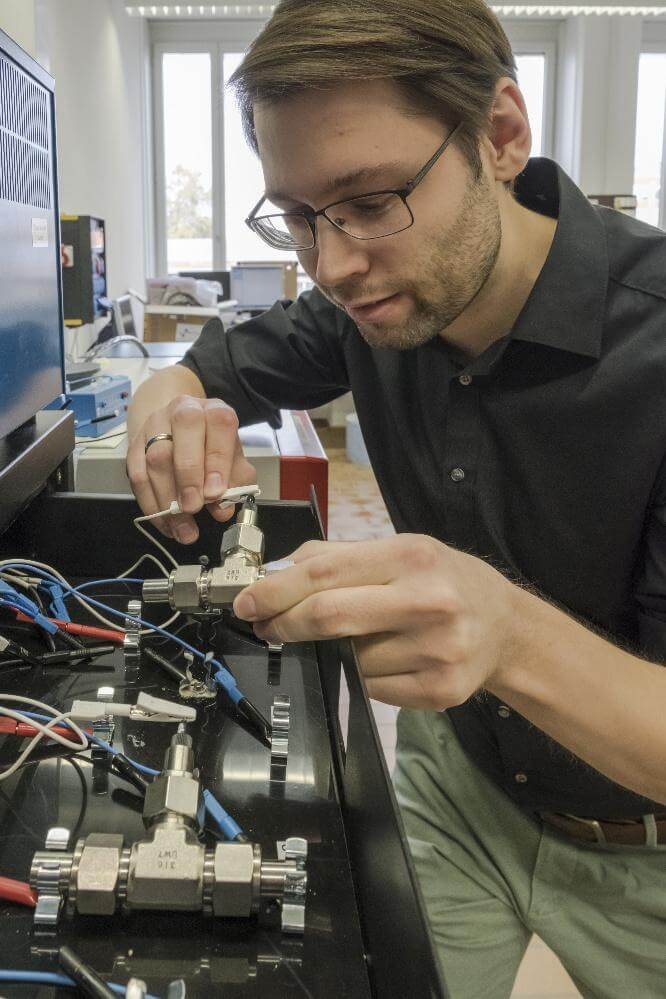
[70,692,196,725]
[39,581,71,623]
[0,581,59,634]
[167,484,262,517]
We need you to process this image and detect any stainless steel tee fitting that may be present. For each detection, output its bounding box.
[142,500,265,614]
[30,728,307,933]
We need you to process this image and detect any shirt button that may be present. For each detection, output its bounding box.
[459,374,473,386]
[514,772,528,784]
[450,467,465,483]
[498,705,511,718]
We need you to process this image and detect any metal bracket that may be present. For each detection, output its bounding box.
[270,694,290,782]
[281,837,307,935]
[92,686,116,759]
[267,644,283,686]
[178,658,217,701]
[123,599,142,671]
[33,827,70,931]
[125,978,149,999]
[165,979,187,999]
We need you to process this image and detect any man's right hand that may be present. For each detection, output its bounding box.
[126,395,257,544]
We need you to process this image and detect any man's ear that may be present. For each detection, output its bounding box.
[485,77,532,184]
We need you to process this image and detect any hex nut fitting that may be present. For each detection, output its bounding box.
[75,833,124,916]
[211,842,257,918]
[170,565,204,614]
[221,523,264,562]
[143,772,201,828]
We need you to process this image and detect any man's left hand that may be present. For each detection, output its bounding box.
[232,535,517,709]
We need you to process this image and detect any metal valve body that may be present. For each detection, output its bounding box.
[142,503,265,614]
[30,730,307,933]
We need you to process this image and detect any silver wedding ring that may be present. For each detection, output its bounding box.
[144,432,174,455]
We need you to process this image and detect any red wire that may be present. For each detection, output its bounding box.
[14,612,125,643]
[0,876,37,908]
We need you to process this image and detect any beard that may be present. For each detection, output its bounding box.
[316,170,502,351]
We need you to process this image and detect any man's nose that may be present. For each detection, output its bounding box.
[313,217,371,289]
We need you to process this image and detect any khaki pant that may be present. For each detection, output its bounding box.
[393,708,666,999]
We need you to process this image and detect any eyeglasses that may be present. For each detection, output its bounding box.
[245,122,462,251]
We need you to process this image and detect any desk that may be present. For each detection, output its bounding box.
[74,358,329,530]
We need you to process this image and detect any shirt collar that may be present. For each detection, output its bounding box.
[509,158,608,360]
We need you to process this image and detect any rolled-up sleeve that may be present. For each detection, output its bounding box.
[635,454,666,663]
[178,288,351,429]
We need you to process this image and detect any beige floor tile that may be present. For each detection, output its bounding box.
[374,720,397,767]
[512,937,581,997]
[370,698,400,724]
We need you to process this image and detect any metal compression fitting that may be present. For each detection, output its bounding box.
[142,498,266,614]
[30,728,307,934]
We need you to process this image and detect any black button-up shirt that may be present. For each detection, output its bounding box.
[180,158,666,817]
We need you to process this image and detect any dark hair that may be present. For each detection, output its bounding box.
[229,0,517,178]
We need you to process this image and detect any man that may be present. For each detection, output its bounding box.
[128,2,666,996]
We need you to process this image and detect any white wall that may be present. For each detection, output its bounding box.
[0,0,37,56]
[1,0,150,302]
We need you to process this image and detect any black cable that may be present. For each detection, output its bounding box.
[144,646,187,683]
[58,945,116,999]
[57,628,88,651]
[236,698,272,749]
[25,584,56,652]
[110,754,151,792]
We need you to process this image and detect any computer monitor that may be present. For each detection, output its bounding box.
[0,29,65,441]
[113,294,137,338]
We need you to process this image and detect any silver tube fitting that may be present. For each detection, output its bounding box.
[142,578,171,604]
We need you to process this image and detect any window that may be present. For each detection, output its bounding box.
[633,52,666,229]
[515,54,546,157]
[223,52,297,265]
[161,52,213,272]
[502,18,559,159]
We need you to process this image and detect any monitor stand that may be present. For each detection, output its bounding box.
[0,409,75,535]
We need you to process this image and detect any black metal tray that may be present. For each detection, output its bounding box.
[0,492,443,999]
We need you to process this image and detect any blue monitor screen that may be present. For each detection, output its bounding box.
[0,31,65,441]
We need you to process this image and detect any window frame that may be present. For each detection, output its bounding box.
[152,41,222,274]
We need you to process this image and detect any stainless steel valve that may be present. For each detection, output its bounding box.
[30,728,308,934]
[142,499,266,615]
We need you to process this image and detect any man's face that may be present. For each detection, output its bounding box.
[254,80,502,350]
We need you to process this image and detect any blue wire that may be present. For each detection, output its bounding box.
[18,711,160,777]
[89,732,159,776]
[0,564,243,706]
[0,971,159,997]
[0,599,26,615]
[202,788,245,841]
[15,710,244,838]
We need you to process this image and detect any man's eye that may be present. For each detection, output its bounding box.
[353,196,393,212]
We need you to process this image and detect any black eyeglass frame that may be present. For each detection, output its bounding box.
[245,122,463,250]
